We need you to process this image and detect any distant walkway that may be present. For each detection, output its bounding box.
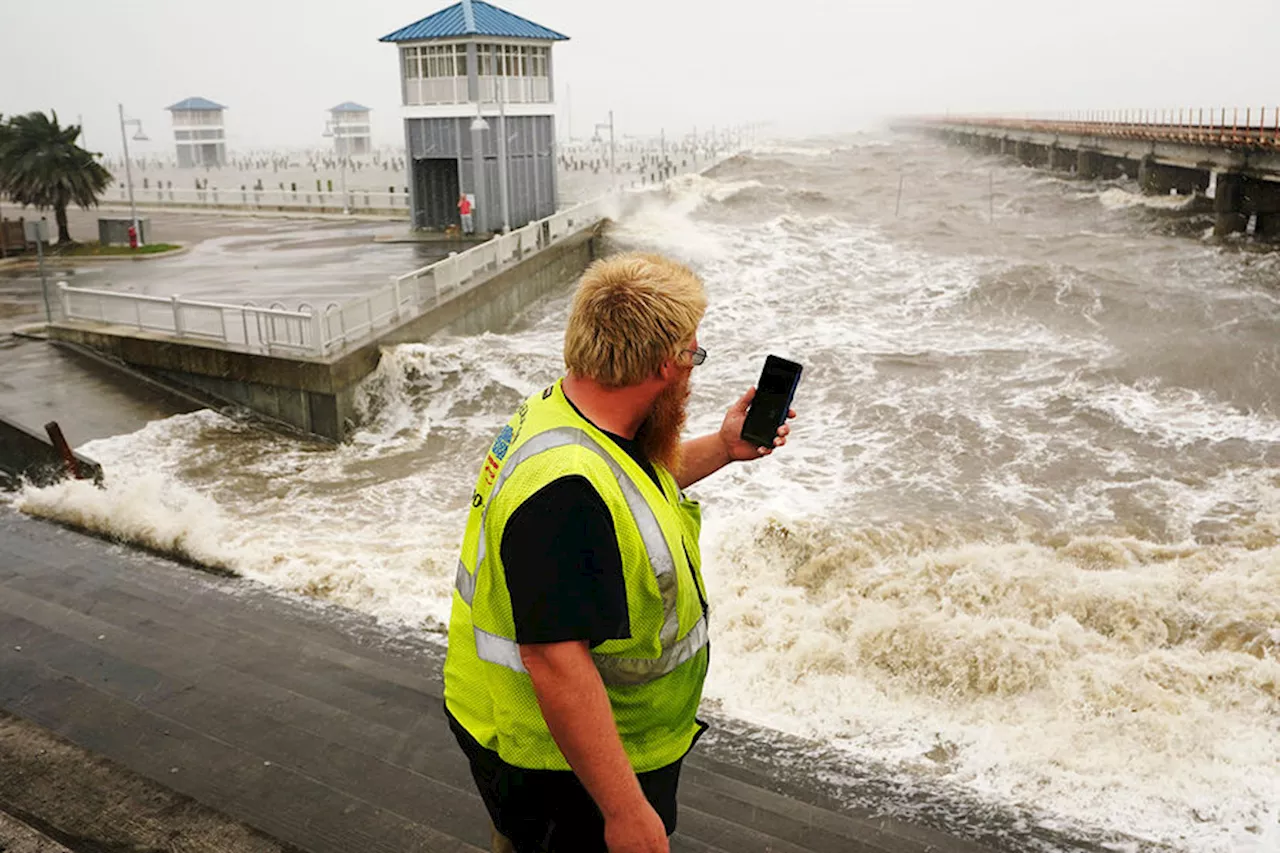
[0,509,1064,853]
[908,109,1280,237]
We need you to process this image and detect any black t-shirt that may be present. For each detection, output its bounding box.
[500,427,660,648]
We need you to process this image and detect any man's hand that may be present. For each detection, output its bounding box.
[718,386,795,461]
[605,804,670,853]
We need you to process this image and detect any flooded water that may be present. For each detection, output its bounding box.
[13,133,1280,852]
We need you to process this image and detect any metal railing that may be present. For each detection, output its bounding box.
[56,284,319,354]
[56,192,616,358]
[105,184,411,213]
[319,193,613,352]
[920,107,1280,150]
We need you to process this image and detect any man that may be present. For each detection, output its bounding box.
[459,193,474,234]
[444,253,795,853]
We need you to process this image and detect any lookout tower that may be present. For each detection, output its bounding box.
[166,97,227,168]
[380,0,567,233]
[327,103,373,156]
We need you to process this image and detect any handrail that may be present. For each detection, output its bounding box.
[913,107,1280,150]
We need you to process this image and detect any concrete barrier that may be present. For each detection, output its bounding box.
[48,223,603,442]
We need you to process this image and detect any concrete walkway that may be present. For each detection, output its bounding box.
[0,510,1106,853]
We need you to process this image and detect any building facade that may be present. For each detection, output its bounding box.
[328,103,373,157]
[380,0,567,233]
[167,97,227,168]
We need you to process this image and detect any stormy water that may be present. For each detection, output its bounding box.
[14,133,1280,852]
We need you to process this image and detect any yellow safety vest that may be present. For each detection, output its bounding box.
[444,378,710,773]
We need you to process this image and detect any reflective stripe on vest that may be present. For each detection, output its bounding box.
[455,426,706,686]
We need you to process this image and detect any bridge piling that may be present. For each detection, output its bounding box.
[1139,158,1210,196]
[1214,173,1249,236]
[1048,147,1074,172]
[1242,178,1280,239]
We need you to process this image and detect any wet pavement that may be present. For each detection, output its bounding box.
[0,209,428,440]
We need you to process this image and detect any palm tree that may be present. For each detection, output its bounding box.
[0,111,113,244]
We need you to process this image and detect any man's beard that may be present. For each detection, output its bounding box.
[637,373,690,474]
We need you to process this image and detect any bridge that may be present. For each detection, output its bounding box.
[909,107,1280,237]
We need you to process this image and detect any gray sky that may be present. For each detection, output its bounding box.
[4,0,1279,157]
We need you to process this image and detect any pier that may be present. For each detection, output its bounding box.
[911,108,1280,236]
[41,195,613,441]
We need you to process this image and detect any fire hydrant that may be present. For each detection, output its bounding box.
[127,225,138,249]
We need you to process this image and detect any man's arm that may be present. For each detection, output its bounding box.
[520,641,669,852]
[676,433,733,490]
[676,387,794,490]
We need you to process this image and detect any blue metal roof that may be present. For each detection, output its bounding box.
[330,102,371,113]
[379,1,568,43]
[166,97,226,111]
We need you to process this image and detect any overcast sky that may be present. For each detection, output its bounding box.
[4,0,1279,157]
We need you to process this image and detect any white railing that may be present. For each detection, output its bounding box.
[319,193,614,352]
[57,284,320,354]
[477,75,550,104]
[406,76,469,105]
[56,192,616,358]
[404,75,551,106]
[105,185,411,213]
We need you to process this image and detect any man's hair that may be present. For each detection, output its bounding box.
[564,253,707,387]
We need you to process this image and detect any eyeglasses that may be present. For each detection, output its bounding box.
[682,346,707,366]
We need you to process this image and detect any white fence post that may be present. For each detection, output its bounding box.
[310,311,324,355]
[171,296,184,336]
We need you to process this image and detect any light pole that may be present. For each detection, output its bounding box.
[495,77,511,234]
[470,105,490,234]
[322,118,351,214]
[592,111,615,190]
[117,104,149,246]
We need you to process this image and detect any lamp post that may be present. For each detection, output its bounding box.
[470,106,490,234]
[117,104,149,246]
[321,118,351,214]
[495,77,511,234]
[593,111,615,190]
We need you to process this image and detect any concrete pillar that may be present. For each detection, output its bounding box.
[1214,173,1248,236]
[1015,141,1044,166]
[1000,138,1011,156]
[1048,147,1074,171]
[1140,158,1211,196]
[1256,214,1280,239]
[1077,150,1101,179]
[1241,177,1280,240]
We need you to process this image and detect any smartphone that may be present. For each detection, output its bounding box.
[740,355,803,447]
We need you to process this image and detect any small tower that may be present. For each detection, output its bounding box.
[380,0,568,233]
[166,97,227,168]
[328,103,373,156]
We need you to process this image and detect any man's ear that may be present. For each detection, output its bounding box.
[657,356,680,383]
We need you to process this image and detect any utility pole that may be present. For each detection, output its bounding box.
[496,75,511,233]
[118,103,144,246]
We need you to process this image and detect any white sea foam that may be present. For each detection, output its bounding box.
[1097,188,1198,212]
[18,159,1280,852]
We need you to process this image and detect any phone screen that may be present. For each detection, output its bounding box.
[740,355,802,446]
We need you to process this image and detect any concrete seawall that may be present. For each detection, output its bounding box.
[47,225,602,441]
